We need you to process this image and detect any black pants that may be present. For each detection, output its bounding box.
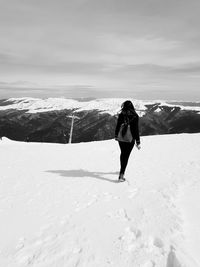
[118,141,135,174]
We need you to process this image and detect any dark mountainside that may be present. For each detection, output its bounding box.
[0,102,200,143]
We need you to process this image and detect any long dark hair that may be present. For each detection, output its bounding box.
[120,100,137,137]
[121,100,137,115]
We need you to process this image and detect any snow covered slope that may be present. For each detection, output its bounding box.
[0,134,200,267]
[1,97,200,115]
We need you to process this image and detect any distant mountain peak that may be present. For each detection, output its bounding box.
[1,97,200,115]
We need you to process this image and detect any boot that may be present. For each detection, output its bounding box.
[118,173,125,182]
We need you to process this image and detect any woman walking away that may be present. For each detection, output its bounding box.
[115,100,141,182]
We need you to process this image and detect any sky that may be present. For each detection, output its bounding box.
[0,0,200,100]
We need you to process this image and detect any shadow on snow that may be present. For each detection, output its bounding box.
[46,169,119,183]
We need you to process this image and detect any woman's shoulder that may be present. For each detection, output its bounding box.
[117,112,124,121]
[128,111,138,118]
[119,110,139,119]
[118,111,125,117]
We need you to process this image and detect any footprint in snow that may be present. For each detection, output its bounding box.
[103,192,119,201]
[120,226,142,252]
[107,208,131,221]
[12,222,94,266]
[75,197,98,211]
[128,188,139,199]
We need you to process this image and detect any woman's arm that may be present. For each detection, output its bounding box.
[130,115,140,144]
[134,116,140,145]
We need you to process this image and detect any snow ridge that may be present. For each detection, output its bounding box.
[1,97,200,115]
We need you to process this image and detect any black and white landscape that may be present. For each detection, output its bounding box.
[1,0,200,266]
[0,97,200,143]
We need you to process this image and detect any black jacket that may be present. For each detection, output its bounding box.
[115,111,140,144]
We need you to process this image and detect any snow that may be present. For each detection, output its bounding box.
[1,97,199,115]
[0,97,151,115]
[154,107,161,113]
[0,133,200,266]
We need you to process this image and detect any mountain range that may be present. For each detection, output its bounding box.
[0,98,200,143]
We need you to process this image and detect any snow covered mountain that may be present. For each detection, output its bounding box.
[0,97,200,143]
[1,97,200,115]
[0,133,200,266]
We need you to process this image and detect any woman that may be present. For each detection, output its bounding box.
[115,100,141,182]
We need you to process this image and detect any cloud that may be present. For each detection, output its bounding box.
[0,0,200,100]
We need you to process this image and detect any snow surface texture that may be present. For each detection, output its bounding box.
[1,97,200,115]
[0,133,200,267]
